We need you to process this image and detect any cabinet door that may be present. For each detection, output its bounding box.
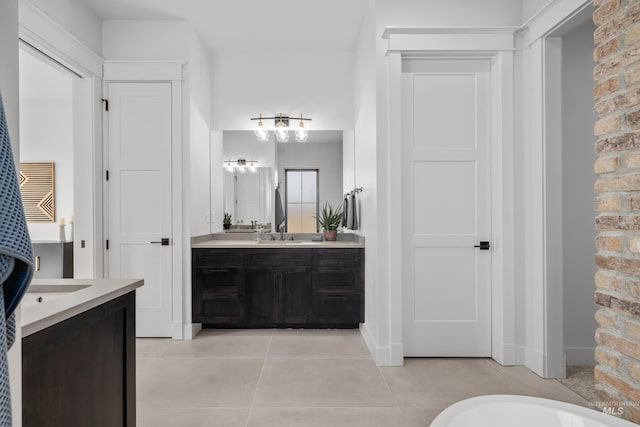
[245,267,277,325]
[313,292,362,325]
[278,267,312,324]
[193,266,246,324]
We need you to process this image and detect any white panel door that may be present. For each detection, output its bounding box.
[402,60,492,356]
[235,172,260,224]
[106,82,172,337]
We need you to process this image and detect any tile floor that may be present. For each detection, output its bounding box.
[136,329,588,427]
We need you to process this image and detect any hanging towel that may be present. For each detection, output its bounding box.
[350,192,358,231]
[346,193,354,230]
[0,93,34,425]
[342,196,348,228]
[274,188,285,231]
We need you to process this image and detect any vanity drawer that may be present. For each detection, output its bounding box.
[314,267,360,292]
[245,249,311,266]
[315,249,361,268]
[194,249,243,266]
[196,266,244,291]
[200,292,246,324]
[313,292,362,324]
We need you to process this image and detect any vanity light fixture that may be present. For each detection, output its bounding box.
[224,159,258,174]
[250,113,311,143]
[253,114,270,142]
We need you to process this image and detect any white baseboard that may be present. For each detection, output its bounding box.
[565,346,595,365]
[493,343,525,366]
[359,323,404,366]
[172,322,201,340]
[525,347,546,377]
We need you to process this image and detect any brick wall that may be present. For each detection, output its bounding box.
[594,0,640,421]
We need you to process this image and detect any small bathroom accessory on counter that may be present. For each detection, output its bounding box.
[58,217,66,242]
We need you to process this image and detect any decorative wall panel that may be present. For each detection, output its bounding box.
[19,162,55,222]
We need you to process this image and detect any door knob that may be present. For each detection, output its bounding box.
[150,238,170,246]
[474,241,491,250]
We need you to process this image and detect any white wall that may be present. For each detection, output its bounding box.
[210,130,224,233]
[561,19,597,365]
[26,0,103,55]
[354,0,383,360]
[0,0,21,422]
[188,33,212,237]
[222,131,276,168]
[102,20,190,60]
[343,130,355,195]
[20,98,74,241]
[210,51,354,130]
[523,0,553,24]
[378,0,521,28]
[19,50,75,242]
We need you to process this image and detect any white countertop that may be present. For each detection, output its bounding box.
[192,239,365,249]
[21,278,143,337]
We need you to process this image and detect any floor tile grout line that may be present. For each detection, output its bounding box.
[484,358,532,396]
[244,328,274,427]
[486,358,590,403]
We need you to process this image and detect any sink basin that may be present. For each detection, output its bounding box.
[256,240,306,244]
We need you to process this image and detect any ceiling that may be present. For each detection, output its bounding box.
[77,0,369,54]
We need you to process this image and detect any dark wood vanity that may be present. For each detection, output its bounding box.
[192,247,364,328]
[22,291,136,427]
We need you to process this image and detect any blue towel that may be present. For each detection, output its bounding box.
[0,93,34,425]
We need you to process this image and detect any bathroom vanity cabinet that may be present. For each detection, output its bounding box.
[192,247,363,328]
[22,290,137,427]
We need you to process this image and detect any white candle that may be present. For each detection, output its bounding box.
[70,215,74,223]
[59,218,65,226]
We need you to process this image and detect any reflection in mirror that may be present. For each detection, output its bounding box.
[223,167,273,230]
[286,169,318,233]
[222,131,344,233]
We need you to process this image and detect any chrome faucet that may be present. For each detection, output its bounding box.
[278,224,285,241]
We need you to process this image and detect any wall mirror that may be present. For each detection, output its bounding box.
[222,130,345,233]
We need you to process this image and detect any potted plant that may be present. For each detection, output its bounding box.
[223,212,232,230]
[316,201,343,241]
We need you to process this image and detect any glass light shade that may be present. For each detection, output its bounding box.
[254,124,270,142]
[248,161,258,173]
[275,121,289,143]
[225,161,235,173]
[295,124,308,142]
[237,165,247,173]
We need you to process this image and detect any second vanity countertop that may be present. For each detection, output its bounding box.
[192,233,365,249]
[22,278,144,337]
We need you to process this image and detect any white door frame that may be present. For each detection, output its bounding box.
[103,60,185,339]
[520,0,592,378]
[19,0,104,279]
[383,27,517,366]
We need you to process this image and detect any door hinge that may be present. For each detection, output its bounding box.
[102,98,109,111]
[106,239,109,250]
[106,170,109,181]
